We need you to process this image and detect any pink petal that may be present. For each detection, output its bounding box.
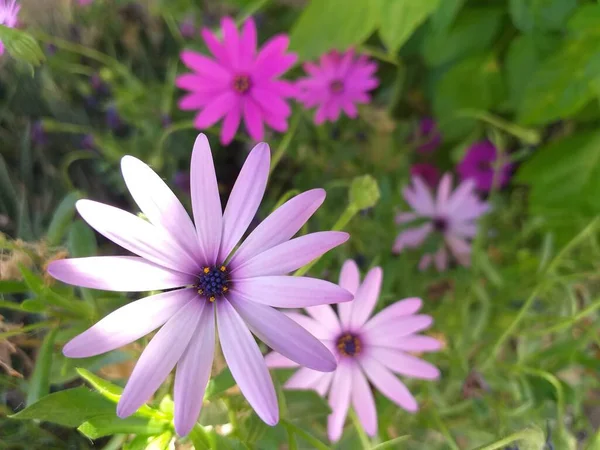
[327,360,353,442]
[285,367,326,391]
[194,92,236,129]
[228,293,336,371]
[220,99,242,144]
[221,17,240,69]
[314,371,334,396]
[347,267,382,329]
[451,222,478,238]
[216,299,278,425]
[64,288,196,358]
[351,366,377,436]
[262,111,289,132]
[117,300,202,418]
[436,173,453,211]
[369,347,440,380]
[392,223,433,254]
[338,259,360,327]
[395,212,418,224]
[364,315,434,347]
[228,189,326,267]
[190,134,223,266]
[314,103,328,125]
[219,143,270,261]
[47,256,193,292]
[176,74,228,92]
[243,98,264,141]
[75,200,198,274]
[265,351,298,368]
[251,87,292,118]
[231,231,349,278]
[232,276,352,308]
[419,254,433,271]
[341,100,358,119]
[390,335,443,353]
[285,312,336,341]
[173,302,215,435]
[180,50,231,80]
[446,235,472,266]
[239,18,257,69]
[306,305,342,336]
[360,356,418,412]
[179,92,215,110]
[201,28,229,66]
[403,176,436,216]
[364,298,422,330]
[253,35,297,79]
[434,247,448,271]
[446,179,477,214]
[120,156,201,263]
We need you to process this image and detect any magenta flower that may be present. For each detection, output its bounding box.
[296,49,378,125]
[410,163,440,189]
[176,17,297,145]
[393,174,489,271]
[411,117,441,153]
[0,0,19,55]
[77,0,94,5]
[266,260,440,441]
[457,140,512,192]
[48,134,352,435]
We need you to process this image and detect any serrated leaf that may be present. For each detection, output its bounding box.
[378,0,440,53]
[289,0,378,61]
[0,25,45,67]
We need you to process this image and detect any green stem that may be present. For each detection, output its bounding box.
[0,321,55,340]
[473,428,544,450]
[430,407,460,450]
[516,367,564,427]
[358,45,399,66]
[281,419,330,450]
[453,109,541,145]
[349,409,371,449]
[270,113,300,175]
[526,295,600,335]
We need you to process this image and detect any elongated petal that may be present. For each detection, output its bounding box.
[217,299,278,425]
[64,288,196,358]
[386,335,442,353]
[48,256,193,292]
[446,179,476,214]
[338,259,360,327]
[327,360,353,442]
[174,302,215,435]
[446,235,472,266]
[285,312,336,340]
[369,347,440,379]
[436,173,453,210]
[306,305,342,334]
[121,156,201,262]
[180,50,230,80]
[228,293,336,371]
[190,134,223,266]
[117,300,202,418]
[265,351,298,368]
[243,98,264,141]
[364,298,422,330]
[220,100,242,145]
[403,177,435,216]
[285,367,326,391]
[392,224,433,254]
[231,276,352,308]
[201,28,229,65]
[221,17,240,69]
[239,18,257,69]
[76,200,198,274]
[232,231,349,278]
[352,366,377,436]
[434,247,448,271]
[229,189,325,267]
[364,315,434,347]
[361,356,418,412]
[348,267,382,329]
[314,371,334,396]
[194,92,235,129]
[253,35,297,79]
[218,143,270,261]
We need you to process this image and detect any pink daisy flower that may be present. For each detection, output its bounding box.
[0,0,19,55]
[176,17,297,145]
[296,49,378,125]
[48,134,353,435]
[266,260,441,442]
[393,174,490,271]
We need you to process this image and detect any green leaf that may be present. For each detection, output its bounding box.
[26,327,59,406]
[289,0,378,61]
[284,390,331,420]
[586,429,600,450]
[509,0,577,32]
[473,427,545,450]
[204,368,236,400]
[422,7,503,67]
[430,0,466,31]
[67,220,97,257]
[19,264,44,295]
[0,280,27,293]
[20,298,46,312]
[372,436,410,450]
[378,0,440,53]
[188,424,212,450]
[46,192,81,246]
[77,415,169,439]
[0,25,45,67]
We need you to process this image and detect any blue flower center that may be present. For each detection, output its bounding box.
[196,265,230,302]
[336,333,362,357]
[232,74,251,94]
[330,79,344,94]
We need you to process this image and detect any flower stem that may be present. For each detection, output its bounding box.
[270,112,300,175]
[280,419,330,450]
[349,408,371,449]
[454,109,541,145]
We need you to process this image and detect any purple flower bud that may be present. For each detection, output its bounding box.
[410,163,440,189]
[179,17,196,39]
[457,141,512,192]
[45,44,57,56]
[80,134,95,150]
[106,106,122,130]
[411,117,442,153]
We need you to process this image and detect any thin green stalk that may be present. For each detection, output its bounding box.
[358,45,399,66]
[281,419,331,450]
[454,109,540,145]
[516,367,564,427]
[473,428,544,450]
[270,113,300,175]
[430,407,460,450]
[527,295,600,335]
[349,409,371,449]
[0,321,55,341]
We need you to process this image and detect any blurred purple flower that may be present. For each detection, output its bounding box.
[105,106,122,130]
[457,141,512,192]
[410,163,440,189]
[45,44,57,56]
[172,170,190,194]
[267,260,441,442]
[80,134,95,150]
[393,174,490,271]
[176,17,297,145]
[90,73,110,96]
[0,0,20,56]
[31,121,47,146]
[179,16,196,39]
[78,0,94,5]
[296,49,378,125]
[412,117,441,153]
[48,134,351,435]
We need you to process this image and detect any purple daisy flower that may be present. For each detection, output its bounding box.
[0,0,20,56]
[393,173,490,271]
[457,141,512,192]
[266,260,441,442]
[48,134,352,435]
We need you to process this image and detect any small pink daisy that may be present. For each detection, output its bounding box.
[393,173,490,271]
[0,0,19,55]
[296,49,378,125]
[48,134,352,435]
[176,17,297,145]
[266,260,441,441]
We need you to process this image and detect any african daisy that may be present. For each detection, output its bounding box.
[48,134,352,435]
[0,0,19,56]
[176,17,297,145]
[266,260,441,441]
[393,173,489,271]
[457,140,512,192]
[296,49,378,125]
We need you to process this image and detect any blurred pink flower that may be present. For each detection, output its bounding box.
[411,117,441,153]
[48,134,352,435]
[176,17,297,145]
[77,0,94,5]
[267,260,440,442]
[393,174,489,271]
[296,49,378,125]
[0,0,19,55]
[410,163,440,189]
[457,140,512,192]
